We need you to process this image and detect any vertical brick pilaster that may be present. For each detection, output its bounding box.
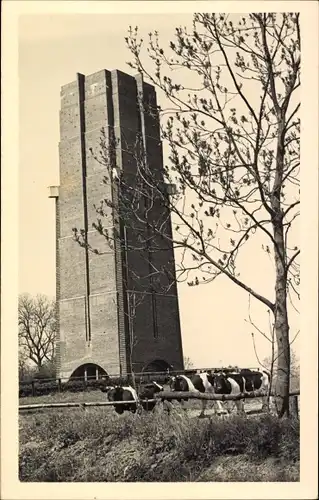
[55,197,61,376]
[77,73,91,344]
[111,69,138,375]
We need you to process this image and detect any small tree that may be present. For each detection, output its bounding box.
[18,294,57,372]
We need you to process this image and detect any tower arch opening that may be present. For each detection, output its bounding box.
[143,359,173,373]
[70,363,108,381]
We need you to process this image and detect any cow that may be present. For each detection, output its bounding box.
[106,381,164,415]
[240,368,271,410]
[239,369,270,392]
[212,372,246,414]
[106,385,139,414]
[139,381,164,411]
[213,368,271,413]
[168,372,225,418]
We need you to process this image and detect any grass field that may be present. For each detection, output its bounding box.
[19,392,299,482]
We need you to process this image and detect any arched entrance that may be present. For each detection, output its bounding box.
[143,359,173,373]
[70,363,108,381]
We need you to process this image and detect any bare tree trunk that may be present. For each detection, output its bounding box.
[273,222,290,418]
[269,112,291,418]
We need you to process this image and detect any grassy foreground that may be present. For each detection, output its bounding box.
[19,405,299,482]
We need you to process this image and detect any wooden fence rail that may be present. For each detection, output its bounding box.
[155,390,300,401]
[19,400,156,411]
[19,390,300,412]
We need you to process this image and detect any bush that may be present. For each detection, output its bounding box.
[19,377,114,398]
[19,382,56,398]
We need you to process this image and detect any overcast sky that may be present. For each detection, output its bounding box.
[18,13,300,368]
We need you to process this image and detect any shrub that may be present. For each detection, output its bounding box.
[277,416,300,462]
[19,378,111,398]
[19,381,58,398]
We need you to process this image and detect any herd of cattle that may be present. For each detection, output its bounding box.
[101,368,271,417]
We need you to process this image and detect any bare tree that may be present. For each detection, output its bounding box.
[18,294,57,371]
[183,356,194,369]
[74,13,300,417]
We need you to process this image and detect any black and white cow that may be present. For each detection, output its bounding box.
[213,368,271,413]
[106,385,139,414]
[239,369,270,392]
[106,381,164,414]
[169,372,225,417]
[241,368,271,409]
[139,382,164,411]
[212,372,246,414]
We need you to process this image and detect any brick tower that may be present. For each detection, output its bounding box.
[50,69,184,380]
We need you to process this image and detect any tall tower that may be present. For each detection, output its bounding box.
[51,69,184,380]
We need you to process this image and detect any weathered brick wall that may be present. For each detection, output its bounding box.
[59,296,86,372]
[57,69,184,380]
[129,293,183,373]
[88,291,120,374]
[59,80,87,378]
[58,73,120,379]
